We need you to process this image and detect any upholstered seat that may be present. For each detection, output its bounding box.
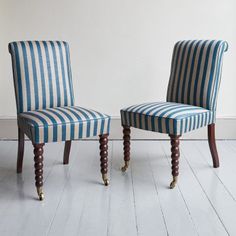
[120,40,228,189]
[9,40,110,200]
[18,106,110,143]
[121,102,214,135]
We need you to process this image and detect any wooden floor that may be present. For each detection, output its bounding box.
[0,140,236,236]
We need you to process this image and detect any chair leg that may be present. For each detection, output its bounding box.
[33,143,45,201]
[63,140,72,165]
[169,135,181,189]
[17,128,25,173]
[208,124,220,168]
[99,134,109,186]
[121,125,131,172]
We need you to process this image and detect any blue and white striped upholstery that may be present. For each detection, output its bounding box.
[9,41,74,113]
[18,106,110,144]
[167,40,228,111]
[121,40,228,135]
[9,41,110,143]
[121,102,214,135]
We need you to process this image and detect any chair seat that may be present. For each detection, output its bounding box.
[120,102,215,135]
[18,106,110,143]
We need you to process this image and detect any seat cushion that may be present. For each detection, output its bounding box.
[18,106,110,143]
[120,102,215,135]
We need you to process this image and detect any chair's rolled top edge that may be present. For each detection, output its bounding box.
[8,40,69,54]
[174,39,229,52]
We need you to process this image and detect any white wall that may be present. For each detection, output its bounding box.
[1,0,236,118]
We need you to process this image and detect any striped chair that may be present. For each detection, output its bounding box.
[9,41,110,200]
[120,40,228,188]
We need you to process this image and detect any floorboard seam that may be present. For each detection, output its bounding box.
[130,163,139,236]
[106,142,113,236]
[147,153,169,236]
[75,147,101,235]
[46,145,78,236]
[194,143,236,202]
[160,143,200,236]
[182,149,230,236]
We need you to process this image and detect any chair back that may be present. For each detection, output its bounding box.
[9,41,74,113]
[166,40,228,111]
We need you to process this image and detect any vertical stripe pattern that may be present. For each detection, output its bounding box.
[120,40,228,135]
[167,40,228,111]
[121,102,215,135]
[9,41,74,113]
[18,106,110,144]
[9,41,110,143]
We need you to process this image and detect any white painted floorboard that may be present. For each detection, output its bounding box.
[0,140,236,236]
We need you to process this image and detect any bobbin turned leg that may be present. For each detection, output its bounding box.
[169,135,180,189]
[33,143,44,200]
[99,134,109,186]
[208,124,220,168]
[121,126,131,172]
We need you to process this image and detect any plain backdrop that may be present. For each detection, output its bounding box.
[0,0,235,118]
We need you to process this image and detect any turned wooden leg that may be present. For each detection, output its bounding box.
[208,124,220,168]
[63,140,72,165]
[169,135,180,189]
[99,134,109,186]
[121,126,131,172]
[33,143,44,200]
[17,127,25,173]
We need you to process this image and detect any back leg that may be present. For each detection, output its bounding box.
[63,140,72,164]
[17,127,25,173]
[208,124,219,168]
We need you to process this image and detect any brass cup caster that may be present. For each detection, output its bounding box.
[121,161,129,172]
[170,177,178,189]
[37,187,44,201]
[102,174,109,186]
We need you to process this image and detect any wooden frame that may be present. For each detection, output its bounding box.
[122,124,219,188]
[16,127,109,200]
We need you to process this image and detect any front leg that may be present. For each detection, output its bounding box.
[169,135,180,189]
[121,125,131,172]
[33,143,45,200]
[99,134,109,186]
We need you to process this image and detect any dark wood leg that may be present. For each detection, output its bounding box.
[63,140,72,164]
[169,135,180,189]
[121,126,131,172]
[17,127,25,173]
[99,134,109,186]
[33,143,44,200]
[208,124,220,168]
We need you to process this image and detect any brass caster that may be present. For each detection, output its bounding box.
[102,174,109,186]
[121,161,129,172]
[37,187,44,201]
[170,177,178,189]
